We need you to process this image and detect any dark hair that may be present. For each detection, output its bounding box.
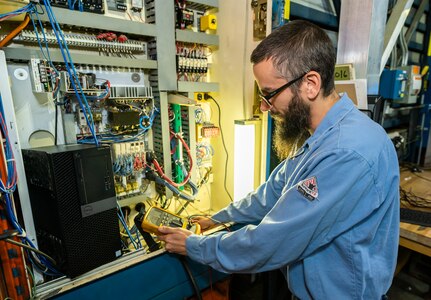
[250,20,336,96]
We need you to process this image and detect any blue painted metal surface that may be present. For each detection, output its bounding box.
[290,2,338,30]
[52,253,227,300]
[420,73,431,162]
[379,69,408,100]
[417,4,431,163]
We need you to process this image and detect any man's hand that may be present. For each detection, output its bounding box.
[190,216,216,231]
[158,226,193,255]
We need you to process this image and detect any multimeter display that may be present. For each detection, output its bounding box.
[137,206,200,235]
[146,208,184,228]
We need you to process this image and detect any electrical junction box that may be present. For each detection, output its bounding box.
[379,69,407,100]
[399,65,422,104]
[200,14,217,31]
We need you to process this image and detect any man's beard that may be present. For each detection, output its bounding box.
[272,93,311,160]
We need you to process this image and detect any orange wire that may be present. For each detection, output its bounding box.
[0,14,30,48]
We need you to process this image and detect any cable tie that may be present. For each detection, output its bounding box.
[6,158,15,163]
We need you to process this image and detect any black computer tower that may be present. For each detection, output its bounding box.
[22,144,122,278]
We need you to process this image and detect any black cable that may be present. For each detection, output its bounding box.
[205,95,233,202]
[359,109,373,119]
[180,257,202,300]
[372,97,385,124]
[133,213,161,252]
[4,238,57,266]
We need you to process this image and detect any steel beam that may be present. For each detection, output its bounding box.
[381,0,414,73]
[405,0,428,44]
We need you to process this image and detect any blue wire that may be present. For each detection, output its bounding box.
[31,9,59,75]
[139,106,159,131]
[4,193,62,275]
[28,14,49,62]
[85,85,109,101]
[0,3,34,18]
[130,225,142,248]
[116,202,139,249]
[117,213,138,249]
[1,105,61,276]
[42,0,99,145]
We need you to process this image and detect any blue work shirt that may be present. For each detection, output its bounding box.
[186,94,400,299]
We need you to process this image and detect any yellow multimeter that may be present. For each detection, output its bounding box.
[137,206,201,235]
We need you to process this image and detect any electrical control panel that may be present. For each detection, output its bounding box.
[398,65,422,104]
[176,42,210,82]
[379,69,407,100]
[1,0,219,294]
[42,0,105,14]
[379,66,421,104]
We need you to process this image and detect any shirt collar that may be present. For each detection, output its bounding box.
[303,93,355,148]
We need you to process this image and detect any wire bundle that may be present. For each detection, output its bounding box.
[139,102,158,131]
[0,3,35,21]
[153,130,193,188]
[116,202,142,250]
[69,0,84,12]
[34,0,99,145]
[78,105,158,144]
[84,80,111,101]
[196,143,214,166]
[113,154,134,176]
[0,107,61,277]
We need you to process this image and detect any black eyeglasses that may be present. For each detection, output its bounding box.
[258,72,307,107]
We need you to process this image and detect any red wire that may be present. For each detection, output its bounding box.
[152,130,193,188]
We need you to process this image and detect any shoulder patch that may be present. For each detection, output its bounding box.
[297,176,318,201]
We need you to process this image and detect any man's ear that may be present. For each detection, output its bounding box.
[303,71,321,100]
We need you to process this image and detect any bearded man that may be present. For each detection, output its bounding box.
[159,20,400,300]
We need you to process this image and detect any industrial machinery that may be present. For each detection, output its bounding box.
[1,0,219,296]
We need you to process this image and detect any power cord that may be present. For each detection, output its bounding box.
[204,94,233,202]
[4,238,58,267]
[180,257,203,300]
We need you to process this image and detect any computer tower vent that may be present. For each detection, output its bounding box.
[22,144,121,278]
